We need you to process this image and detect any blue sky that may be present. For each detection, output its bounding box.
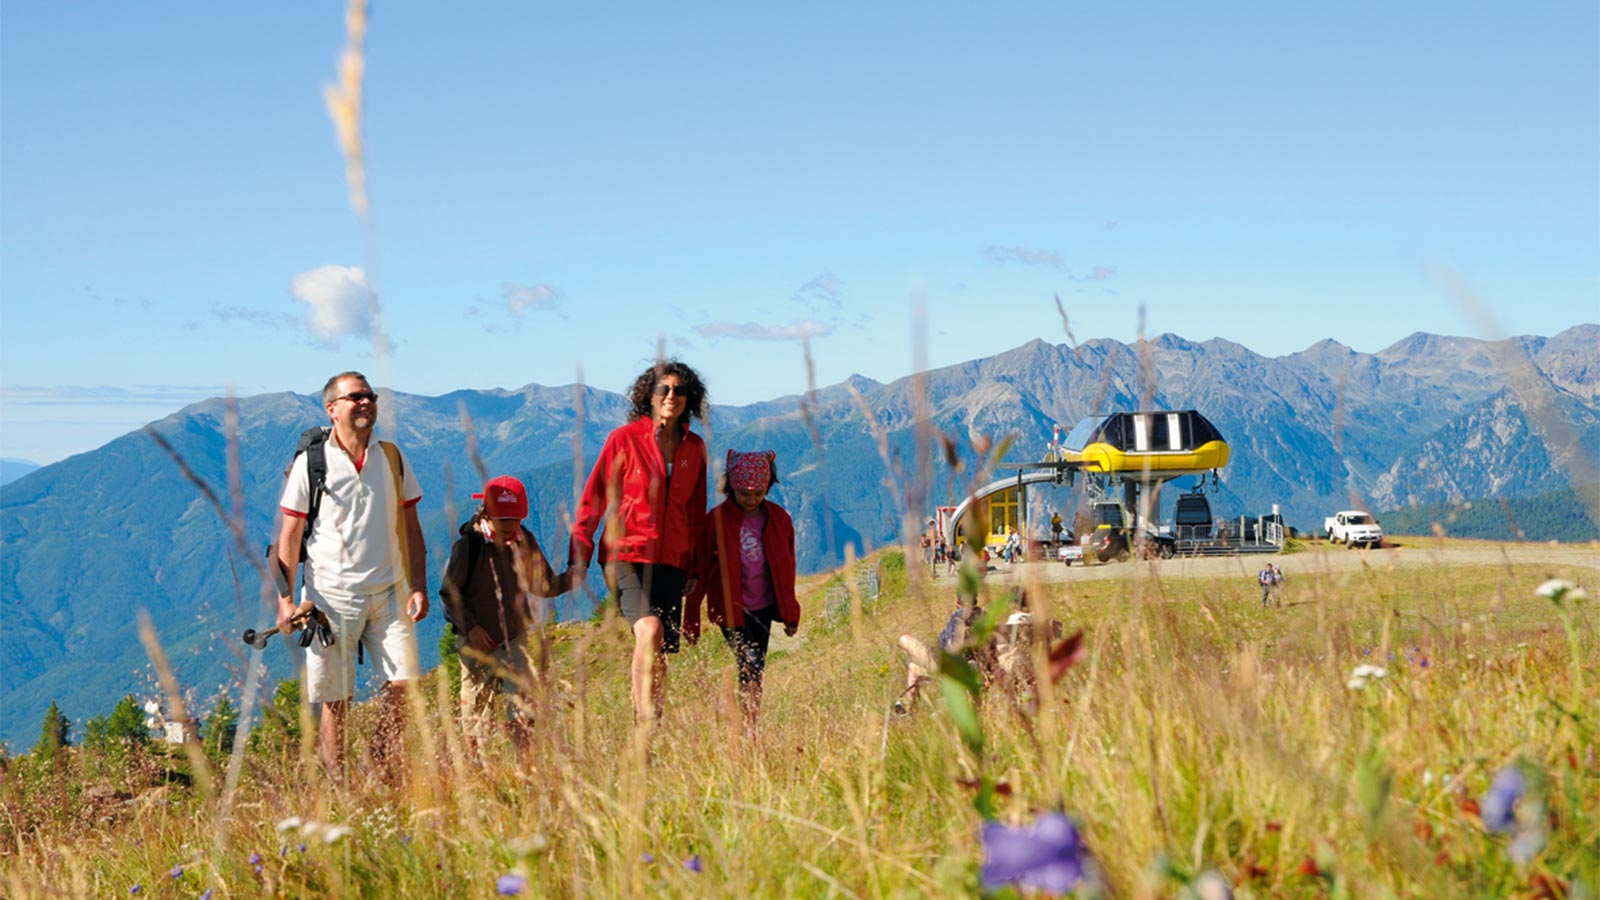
[2,3,1596,465]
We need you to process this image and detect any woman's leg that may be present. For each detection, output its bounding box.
[631,615,666,723]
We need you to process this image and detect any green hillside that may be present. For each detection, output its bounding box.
[4,547,1596,897]
[1381,486,1600,542]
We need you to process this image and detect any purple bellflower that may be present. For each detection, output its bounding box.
[496,873,526,896]
[1480,766,1525,833]
[980,812,1096,895]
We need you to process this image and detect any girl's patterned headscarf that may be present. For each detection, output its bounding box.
[726,449,775,492]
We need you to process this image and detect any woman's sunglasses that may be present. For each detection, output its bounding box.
[653,384,688,398]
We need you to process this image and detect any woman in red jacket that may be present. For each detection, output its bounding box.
[564,360,708,724]
[685,449,800,732]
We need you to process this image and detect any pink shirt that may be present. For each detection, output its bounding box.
[738,505,777,612]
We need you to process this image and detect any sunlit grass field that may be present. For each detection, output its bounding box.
[3,540,1595,898]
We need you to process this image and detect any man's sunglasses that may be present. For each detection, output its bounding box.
[653,384,689,398]
[335,390,379,404]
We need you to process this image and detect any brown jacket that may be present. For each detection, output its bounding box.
[441,517,556,646]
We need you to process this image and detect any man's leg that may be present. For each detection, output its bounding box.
[318,699,348,775]
[365,584,422,788]
[371,680,410,788]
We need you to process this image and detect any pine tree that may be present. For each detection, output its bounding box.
[83,695,150,757]
[249,680,303,757]
[204,696,239,756]
[439,626,462,699]
[33,701,71,760]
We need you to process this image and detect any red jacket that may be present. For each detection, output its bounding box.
[684,498,799,641]
[569,417,706,573]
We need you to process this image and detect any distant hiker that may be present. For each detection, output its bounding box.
[440,475,557,756]
[1257,563,1285,606]
[562,360,708,725]
[935,534,948,570]
[1051,511,1064,544]
[684,449,800,733]
[274,371,428,783]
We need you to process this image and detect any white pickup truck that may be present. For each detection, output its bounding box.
[1325,510,1383,548]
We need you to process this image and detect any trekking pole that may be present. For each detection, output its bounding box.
[240,601,317,649]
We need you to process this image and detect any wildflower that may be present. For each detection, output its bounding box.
[297,843,307,853]
[979,811,1097,895]
[683,855,703,873]
[1480,766,1525,833]
[248,852,262,866]
[129,886,143,895]
[201,891,213,900]
[1535,579,1587,602]
[641,852,655,863]
[400,835,412,846]
[1509,829,1545,865]
[276,816,303,833]
[1347,664,1388,690]
[323,826,352,845]
[496,874,526,896]
[169,865,183,879]
[1191,870,1233,900]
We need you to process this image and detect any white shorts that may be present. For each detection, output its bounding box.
[303,579,420,703]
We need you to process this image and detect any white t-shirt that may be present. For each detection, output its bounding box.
[279,436,422,594]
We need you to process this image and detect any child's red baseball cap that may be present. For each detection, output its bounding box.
[473,475,528,520]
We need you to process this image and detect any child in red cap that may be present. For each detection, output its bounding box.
[440,475,557,755]
[685,450,800,733]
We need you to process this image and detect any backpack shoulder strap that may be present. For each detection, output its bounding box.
[378,441,414,591]
[294,427,331,559]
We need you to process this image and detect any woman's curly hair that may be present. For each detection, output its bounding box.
[626,359,708,423]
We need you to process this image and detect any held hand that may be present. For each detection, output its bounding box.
[784,622,798,637]
[468,625,498,653]
[275,597,297,635]
[408,589,429,623]
[550,567,575,596]
[683,577,698,598]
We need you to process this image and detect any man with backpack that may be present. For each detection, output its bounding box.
[274,371,429,783]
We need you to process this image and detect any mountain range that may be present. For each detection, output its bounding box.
[3,324,1596,749]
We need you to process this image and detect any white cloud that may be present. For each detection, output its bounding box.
[504,282,563,315]
[289,265,372,343]
[794,271,842,309]
[695,319,835,341]
[983,245,1065,269]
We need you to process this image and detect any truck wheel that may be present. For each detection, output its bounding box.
[1116,548,1130,563]
[1345,537,1353,548]
[1159,543,1175,559]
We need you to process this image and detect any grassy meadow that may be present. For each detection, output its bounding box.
[3,539,1596,898]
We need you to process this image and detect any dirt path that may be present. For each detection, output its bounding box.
[929,539,1600,586]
